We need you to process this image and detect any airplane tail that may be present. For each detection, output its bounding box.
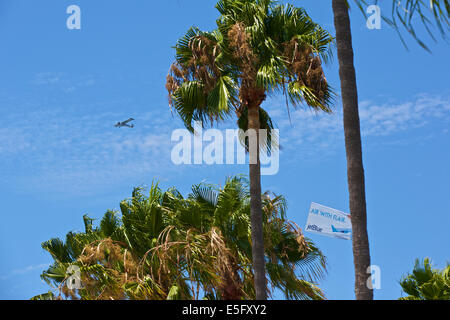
[331,225,337,232]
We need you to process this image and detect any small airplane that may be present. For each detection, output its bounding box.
[114,118,135,128]
[331,225,352,234]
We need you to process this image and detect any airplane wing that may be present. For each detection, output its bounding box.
[122,118,135,124]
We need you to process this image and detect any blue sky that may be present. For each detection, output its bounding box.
[0,0,449,300]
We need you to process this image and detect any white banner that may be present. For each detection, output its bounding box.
[305,202,352,240]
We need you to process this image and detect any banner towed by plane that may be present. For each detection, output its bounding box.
[305,202,352,240]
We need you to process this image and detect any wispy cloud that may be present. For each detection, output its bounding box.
[359,95,450,136]
[0,263,49,281]
[31,72,62,85]
[12,264,49,275]
[264,93,450,160]
[31,72,96,93]
[0,85,182,195]
[1,83,448,195]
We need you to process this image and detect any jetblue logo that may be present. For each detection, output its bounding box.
[306,224,323,232]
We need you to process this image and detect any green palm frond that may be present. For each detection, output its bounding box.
[207,75,239,114]
[287,81,334,113]
[266,262,325,300]
[190,183,219,207]
[31,292,55,300]
[99,210,120,237]
[83,214,95,233]
[40,261,71,287]
[399,258,450,300]
[41,238,72,263]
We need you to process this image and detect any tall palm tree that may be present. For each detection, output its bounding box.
[332,0,448,300]
[165,0,334,299]
[332,0,373,300]
[33,177,327,300]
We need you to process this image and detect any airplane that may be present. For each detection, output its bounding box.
[331,225,352,234]
[115,118,135,128]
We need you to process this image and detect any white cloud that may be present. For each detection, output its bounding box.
[12,264,49,275]
[359,95,450,136]
[0,263,50,281]
[0,103,177,194]
[30,72,96,93]
[264,93,450,161]
[32,72,61,85]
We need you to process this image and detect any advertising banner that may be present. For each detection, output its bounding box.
[305,202,352,240]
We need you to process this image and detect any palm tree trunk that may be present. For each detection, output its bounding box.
[247,104,267,300]
[332,0,373,300]
[219,261,244,300]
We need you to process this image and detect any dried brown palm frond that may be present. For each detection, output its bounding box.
[166,34,222,108]
[228,23,257,68]
[285,220,309,257]
[74,238,143,300]
[227,22,266,109]
[282,38,330,107]
[142,225,245,300]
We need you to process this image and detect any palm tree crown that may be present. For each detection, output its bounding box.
[166,0,334,132]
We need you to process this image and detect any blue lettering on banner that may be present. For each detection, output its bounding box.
[306,224,323,232]
[333,215,345,223]
[312,210,346,223]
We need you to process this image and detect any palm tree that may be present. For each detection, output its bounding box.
[33,177,327,300]
[399,258,450,300]
[332,0,448,300]
[165,0,334,299]
[156,176,327,300]
[332,0,373,300]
